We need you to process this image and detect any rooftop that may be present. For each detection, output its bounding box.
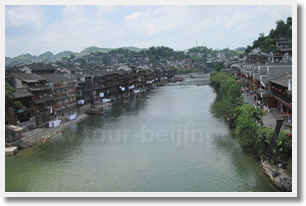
[13,87,34,99]
[269,72,292,87]
[12,73,47,83]
[39,73,75,84]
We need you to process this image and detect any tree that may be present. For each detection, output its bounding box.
[70,54,75,59]
[233,104,265,142]
[210,71,243,119]
[245,16,292,53]
[286,17,292,25]
[5,83,23,122]
[215,62,225,72]
[274,131,292,159]
[79,59,86,67]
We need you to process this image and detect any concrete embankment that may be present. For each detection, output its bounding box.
[260,158,292,192]
[8,113,89,150]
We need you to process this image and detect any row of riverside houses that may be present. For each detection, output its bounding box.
[229,37,292,124]
[5,63,175,139]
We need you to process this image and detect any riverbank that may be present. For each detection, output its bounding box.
[6,76,275,192]
[242,84,292,192]
[6,113,89,150]
[209,71,292,192]
[5,78,177,152]
[260,158,292,192]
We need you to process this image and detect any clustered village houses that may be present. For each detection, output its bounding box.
[229,37,292,123]
[5,64,176,137]
[5,37,292,143]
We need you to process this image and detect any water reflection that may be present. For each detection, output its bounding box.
[6,74,275,192]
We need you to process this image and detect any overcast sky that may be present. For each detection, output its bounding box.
[5,4,292,57]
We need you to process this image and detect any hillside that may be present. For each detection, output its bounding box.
[5,54,37,67]
[5,46,147,67]
[245,17,292,53]
[234,47,247,54]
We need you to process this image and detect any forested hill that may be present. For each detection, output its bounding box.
[5,47,146,67]
[5,46,243,67]
[245,17,292,53]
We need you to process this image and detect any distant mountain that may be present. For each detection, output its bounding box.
[5,54,37,67]
[79,46,145,56]
[118,46,145,52]
[54,51,75,59]
[5,46,147,67]
[79,46,112,56]
[38,51,55,61]
[5,51,76,67]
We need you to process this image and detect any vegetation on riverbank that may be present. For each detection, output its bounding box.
[209,71,292,162]
[5,83,24,122]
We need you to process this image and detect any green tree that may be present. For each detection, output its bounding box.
[245,16,292,53]
[274,131,292,159]
[215,62,225,72]
[5,83,23,122]
[233,104,265,142]
[70,54,75,59]
[210,71,243,119]
[255,126,274,155]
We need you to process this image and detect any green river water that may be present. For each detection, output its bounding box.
[5,74,276,192]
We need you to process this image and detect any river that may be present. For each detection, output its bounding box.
[5,74,276,192]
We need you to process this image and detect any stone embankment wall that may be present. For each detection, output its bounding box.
[260,159,292,192]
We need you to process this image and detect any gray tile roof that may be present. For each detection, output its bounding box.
[268,66,292,81]
[64,66,82,72]
[39,73,75,84]
[13,87,34,99]
[269,72,292,87]
[12,73,47,83]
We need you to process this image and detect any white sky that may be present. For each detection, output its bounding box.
[5,4,292,57]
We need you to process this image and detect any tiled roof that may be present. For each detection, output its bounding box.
[12,73,47,82]
[269,72,292,87]
[64,66,82,72]
[39,73,75,84]
[5,74,15,79]
[26,65,56,70]
[117,65,131,71]
[268,66,292,81]
[6,67,22,74]
[13,87,34,99]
